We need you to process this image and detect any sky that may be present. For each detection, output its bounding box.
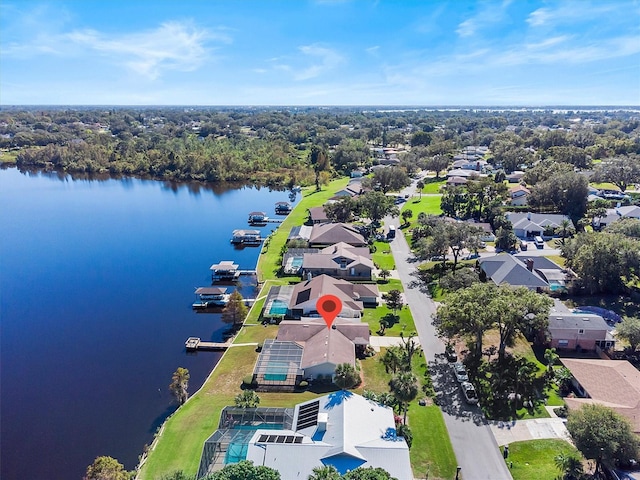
[1,0,639,106]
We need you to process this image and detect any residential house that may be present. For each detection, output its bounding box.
[479,253,568,291]
[547,312,614,351]
[288,274,379,319]
[506,171,525,183]
[509,185,530,206]
[308,206,329,224]
[301,242,374,280]
[451,159,490,171]
[277,319,370,380]
[244,392,413,479]
[561,359,640,434]
[464,220,495,242]
[504,212,573,239]
[592,205,640,230]
[332,180,364,199]
[308,223,367,248]
[446,168,484,179]
[446,176,468,187]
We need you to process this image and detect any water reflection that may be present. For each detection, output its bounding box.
[0,167,296,480]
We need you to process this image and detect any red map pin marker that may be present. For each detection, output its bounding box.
[317,294,342,329]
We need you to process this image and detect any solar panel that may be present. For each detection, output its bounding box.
[285,436,294,443]
[258,435,268,442]
[296,400,320,430]
[275,436,286,443]
[294,436,303,443]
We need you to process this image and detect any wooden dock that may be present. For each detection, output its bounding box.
[185,337,231,351]
[238,269,257,276]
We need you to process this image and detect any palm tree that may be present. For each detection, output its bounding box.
[556,219,575,246]
[390,371,419,423]
[554,453,584,480]
[169,367,190,405]
[401,208,413,226]
[544,348,559,375]
[416,179,425,198]
[307,465,340,480]
[234,390,260,408]
[380,346,404,374]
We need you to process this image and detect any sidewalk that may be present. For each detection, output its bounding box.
[490,418,572,446]
[369,336,420,352]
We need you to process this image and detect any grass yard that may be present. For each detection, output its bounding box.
[420,178,446,194]
[257,177,350,282]
[590,182,620,191]
[362,303,415,337]
[408,403,458,479]
[372,241,395,270]
[506,439,581,480]
[402,195,443,218]
[376,278,404,293]
[356,348,394,394]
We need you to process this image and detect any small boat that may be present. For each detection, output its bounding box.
[192,287,230,309]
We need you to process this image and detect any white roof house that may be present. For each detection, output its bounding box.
[593,205,640,229]
[245,391,413,479]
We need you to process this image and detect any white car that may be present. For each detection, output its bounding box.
[452,362,469,383]
[460,381,479,404]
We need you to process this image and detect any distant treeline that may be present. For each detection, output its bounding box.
[1,106,639,185]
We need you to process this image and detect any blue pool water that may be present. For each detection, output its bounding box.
[268,299,289,316]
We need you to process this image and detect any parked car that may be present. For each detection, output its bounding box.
[463,252,480,260]
[430,255,446,261]
[445,345,458,362]
[460,381,479,404]
[452,362,469,383]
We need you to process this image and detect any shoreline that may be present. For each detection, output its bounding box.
[137,178,349,479]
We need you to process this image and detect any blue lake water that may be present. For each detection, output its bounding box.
[0,168,297,480]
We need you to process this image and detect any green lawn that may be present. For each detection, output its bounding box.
[421,179,446,194]
[590,182,620,191]
[362,303,415,337]
[257,177,350,282]
[372,241,395,270]
[506,439,581,480]
[376,278,404,293]
[408,403,458,479]
[402,195,443,218]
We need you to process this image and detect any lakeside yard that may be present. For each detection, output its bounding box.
[139,177,456,480]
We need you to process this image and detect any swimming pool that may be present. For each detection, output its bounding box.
[224,423,284,463]
[267,299,288,317]
[264,362,289,381]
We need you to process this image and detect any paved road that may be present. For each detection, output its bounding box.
[387,177,513,480]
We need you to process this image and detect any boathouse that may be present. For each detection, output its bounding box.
[248,211,267,224]
[275,202,292,214]
[231,229,262,245]
[210,261,240,282]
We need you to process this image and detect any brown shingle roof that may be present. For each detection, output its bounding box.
[309,223,366,247]
[562,358,640,433]
[300,328,355,369]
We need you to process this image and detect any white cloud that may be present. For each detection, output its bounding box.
[65,22,217,79]
[456,0,512,37]
[294,45,345,81]
[527,1,633,27]
[3,20,225,80]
